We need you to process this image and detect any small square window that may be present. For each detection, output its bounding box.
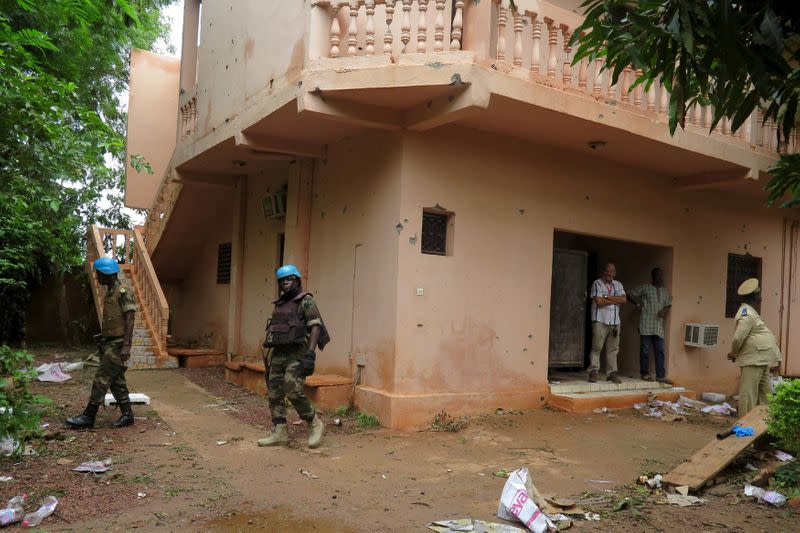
[725,253,761,317]
[422,211,452,255]
[217,242,232,284]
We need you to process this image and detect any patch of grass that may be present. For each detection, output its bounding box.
[142,410,159,418]
[164,487,184,498]
[131,474,151,483]
[334,405,351,417]
[459,436,468,445]
[355,411,379,428]
[170,444,189,453]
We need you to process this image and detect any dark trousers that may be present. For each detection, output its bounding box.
[640,335,666,379]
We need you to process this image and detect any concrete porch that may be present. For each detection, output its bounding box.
[547,370,695,413]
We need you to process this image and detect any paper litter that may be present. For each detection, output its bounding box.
[105,392,150,406]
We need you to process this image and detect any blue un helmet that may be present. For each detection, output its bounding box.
[276,264,301,280]
[93,257,120,275]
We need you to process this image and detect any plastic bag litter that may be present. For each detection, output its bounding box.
[744,485,786,507]
[427,519,525,532]
[701,402,737,416]
[21,495,58,527]
[0,437,20,456]
[36,363,71,382]
[732,425,754,437]
[774,450,794,462]
[666,494,706,507]
[73,459,112,473]
[497,468,554,532]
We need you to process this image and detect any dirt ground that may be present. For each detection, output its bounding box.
[1,346,797,532]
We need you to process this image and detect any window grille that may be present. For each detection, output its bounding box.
[217,242,232,284]
[725,253,761,317]
[422,212,448,255]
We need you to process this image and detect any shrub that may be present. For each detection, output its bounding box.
[355,411,379,428]
[767,378,800,455]
[0,345,49,453]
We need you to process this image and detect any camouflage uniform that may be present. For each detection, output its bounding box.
[89,279,137,406]
[265,294,323,424]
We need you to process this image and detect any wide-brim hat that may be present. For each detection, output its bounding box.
[737,278,760,296]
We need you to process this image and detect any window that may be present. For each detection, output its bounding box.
[421,210,453,255]
[725,253,761,317]
[217,242,232,284]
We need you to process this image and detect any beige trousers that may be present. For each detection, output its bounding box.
[588,321,619,374]
[738,365,770,416]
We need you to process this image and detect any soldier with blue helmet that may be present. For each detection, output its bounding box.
[66,257,138,429]
[258,264,330,448]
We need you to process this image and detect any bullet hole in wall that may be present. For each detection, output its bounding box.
[518,208,525,215]
[409,233,417,245]
[395,222,404,234]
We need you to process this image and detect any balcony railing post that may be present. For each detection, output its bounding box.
[450,0,463,51]
[384,0,396,55]
[530,14,542,75]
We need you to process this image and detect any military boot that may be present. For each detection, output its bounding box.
[257,424,289,447]
[307,416,325,449]
[112,402,134,428]
[65,402,100,429]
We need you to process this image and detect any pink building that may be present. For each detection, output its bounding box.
[102,0,800,428]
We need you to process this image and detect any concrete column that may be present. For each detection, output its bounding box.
[463,0,495,60]
[283,159,314,281]
[226,175,247,358]
[180,0,201,92]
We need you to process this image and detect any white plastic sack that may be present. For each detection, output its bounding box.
[36,363,71,383]
[497,468,552,533]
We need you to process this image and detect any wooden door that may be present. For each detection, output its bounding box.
[549,249,588,368]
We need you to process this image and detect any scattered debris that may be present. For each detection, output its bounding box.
[56,458,73,465]
[666,493,706,507]
[701,403,737,416]
[744,485,786,507]
[216,440,227,446]
[591,407,609,414]
[333,418,342,426]
[745,463,759,472]
[137,492,147,499]
[701,392,726,403]
[0,437,19,456]
[73,459,112,473]
[773,450,794,462]
[21,495,58,527]
[633,399,687,420]
[493,470,509,478]
[497,468,552,532]
[0,476,13,483]
[675,485,690,496]
[105,392,150,406]
[583,513,601,521]
[291,420,304,426]
[642,474,663,489]
[431,411,469,432]
[299,469,318,479]
[427,519,524,532]
[36,363,72,382]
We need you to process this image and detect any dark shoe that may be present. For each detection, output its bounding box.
[112,402,134,428]
[641,374,654,382]
[606,372,622,384]
[588,370,598,383]
[66,403,100,429]
[657,377,674,385]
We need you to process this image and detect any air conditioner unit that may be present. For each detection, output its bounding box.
[684,323,720,348]
[261,191,286,219]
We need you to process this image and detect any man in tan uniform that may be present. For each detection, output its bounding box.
[727,278,782,415]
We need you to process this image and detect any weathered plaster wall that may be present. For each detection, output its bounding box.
[125,49,179,209]
[195,0,306,138]
[237,164,291,358]
[395,125,786,398]
[168,193,235,352]
[307,131,404,390]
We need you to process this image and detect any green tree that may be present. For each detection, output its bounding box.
[572,0,800,207]
[0,0,173,343]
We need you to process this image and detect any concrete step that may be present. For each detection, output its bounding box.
[548,388,696,413]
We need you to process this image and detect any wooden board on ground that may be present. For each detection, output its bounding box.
[663,405,768,492]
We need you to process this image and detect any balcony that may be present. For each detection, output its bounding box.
[151,0,795,251]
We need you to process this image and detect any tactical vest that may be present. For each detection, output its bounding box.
[101,281,126,338]
[265,291,308,347]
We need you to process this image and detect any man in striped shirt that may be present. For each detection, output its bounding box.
[588,262,627,383]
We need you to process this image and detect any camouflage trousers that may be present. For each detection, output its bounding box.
[88,337,130,406]
[266,350,315,425]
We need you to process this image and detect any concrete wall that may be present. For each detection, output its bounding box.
[237,164,291,358]
[125,50,180,209]
[394,126,787,399]
[195,0,306,138]
[308,131,404,389]
[168,192,235,351]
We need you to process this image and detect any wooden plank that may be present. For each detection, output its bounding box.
[663,405,769,492]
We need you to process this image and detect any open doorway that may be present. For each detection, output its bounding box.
[549,230,674,378]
